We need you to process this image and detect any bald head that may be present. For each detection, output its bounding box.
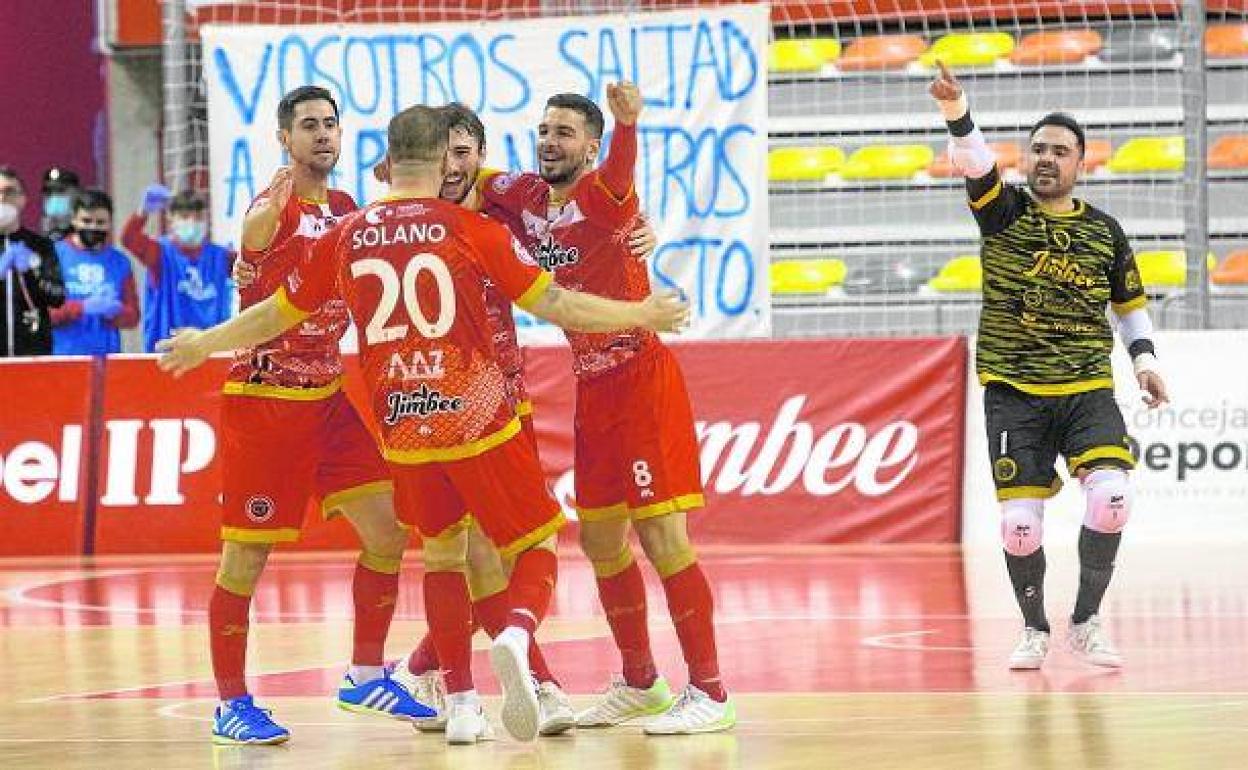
[387,106,450,166]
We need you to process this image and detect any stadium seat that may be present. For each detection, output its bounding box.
[1097,26,1177,62]
[1106,136,1184,174]
[1082,139,1113,172]
[1010,29,1103,65]
[1206,24,1248,59]
[843,258,933,295]
[929,142,1021,177]
[1209,135,1248,170]
[769,38,842,72]
[1135,250,1217,288]
[770,258,847,295]
[1212,250,1248,286]
[927,255,982,292]
[837,35,928,71]
[840,144,935,180]
[768,146,845,182]
[918,32,1015,68]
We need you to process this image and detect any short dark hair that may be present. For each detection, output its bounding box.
[42,167,80,193]
[277,85,340,130]
[73,189,113,215]
[169,189,207,214]
[0,166,23,193]
[1030,112,1085,157]
[387,106,450,164]
[442,103,486,151]
[545,93,605,139]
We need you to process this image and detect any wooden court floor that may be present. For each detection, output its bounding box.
[2,543,1246,769]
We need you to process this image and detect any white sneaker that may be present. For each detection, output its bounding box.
[1008,627,1051,670]
[536,680,576,736]
[488,627,540,742]
[643,684,736,735]
[444,700,495,745]
[1068,615,1123,668]
[576,676,675,728]
[390,665,447,733]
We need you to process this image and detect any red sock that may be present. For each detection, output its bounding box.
[474,589,559,685]
[596,561,657,689]
[209,585,252,701]
[352,562,399,667]
[661,563,726,702]
[506,548,557,634]
[423,571,474,693]
[406,633,439,676]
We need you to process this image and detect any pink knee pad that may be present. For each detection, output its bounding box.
[1000,498,1044,556]
[1082,468,1132,533]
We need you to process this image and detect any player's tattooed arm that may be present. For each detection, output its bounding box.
[241,166,294,252]
[155,293,304,377]
[526,283,689,334]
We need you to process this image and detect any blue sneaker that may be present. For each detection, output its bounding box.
[336,670,438,721]
[212,695,290,745]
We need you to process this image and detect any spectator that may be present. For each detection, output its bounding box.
[41,167,81,241]
[122,184,235,352]
[0,166,66,356]
[49,189,139,355]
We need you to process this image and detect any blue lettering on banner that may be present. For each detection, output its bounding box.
[208,9,766,334]
[653,237,755,319]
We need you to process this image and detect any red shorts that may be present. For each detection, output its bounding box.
[574,343,704,522]
[391,433,564,558]
[220,391,392,543]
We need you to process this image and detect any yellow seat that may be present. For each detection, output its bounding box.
[769,38,842,72]
[919,32,1015,68]
[768,146,845,182]
[770,259,847,295]
[928,255,982,292]
[1106,136,1184,173]
[1135,250,1217,287]
[840,144,935,180]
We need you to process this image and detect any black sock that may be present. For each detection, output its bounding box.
[1004,548,1049,633]
[1072,526,1122,625]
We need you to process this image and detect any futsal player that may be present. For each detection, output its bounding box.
[930,62,1169,669]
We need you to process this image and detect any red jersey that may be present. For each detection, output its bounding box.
[277,196,551,464]
[482,279,529,411]
[226,189,357,398]
[478,126,650,379]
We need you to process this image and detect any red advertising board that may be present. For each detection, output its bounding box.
[0,357,94,556]
[526,338,968,545]
[0,338,966,555]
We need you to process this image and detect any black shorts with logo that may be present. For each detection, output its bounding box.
[984,383,1135,501]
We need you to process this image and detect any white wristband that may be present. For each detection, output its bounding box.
[938,93,969,123]
[1133,352,1159,376]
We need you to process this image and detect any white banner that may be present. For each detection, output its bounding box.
[201,6,771,340]
[963,331,1248,544]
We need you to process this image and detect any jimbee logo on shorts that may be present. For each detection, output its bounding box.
[245,495,276,523]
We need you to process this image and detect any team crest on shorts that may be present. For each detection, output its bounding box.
[245,495,276,523]
[994,457,1019,483]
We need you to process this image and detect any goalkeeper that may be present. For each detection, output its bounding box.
[930,61,1168,671]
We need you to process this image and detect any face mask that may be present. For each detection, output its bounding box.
[172,219,206,247]
[76,228,108,249]
[43,194,72,219]
[0,202,18,232]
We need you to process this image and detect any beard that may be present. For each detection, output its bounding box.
[539,153,588,186]
[1028,169,1072,200]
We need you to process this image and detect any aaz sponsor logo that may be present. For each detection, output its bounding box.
[535,239,580,271]
[384,384,464,425]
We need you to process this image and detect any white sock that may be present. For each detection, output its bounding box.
[349,664,385,683]
[447,689,480,708]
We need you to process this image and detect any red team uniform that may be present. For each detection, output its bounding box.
[221,189,391,543]
[478,128,703,523]
[275,196,564,556]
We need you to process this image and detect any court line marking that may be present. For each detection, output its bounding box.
[861,629,975,652]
